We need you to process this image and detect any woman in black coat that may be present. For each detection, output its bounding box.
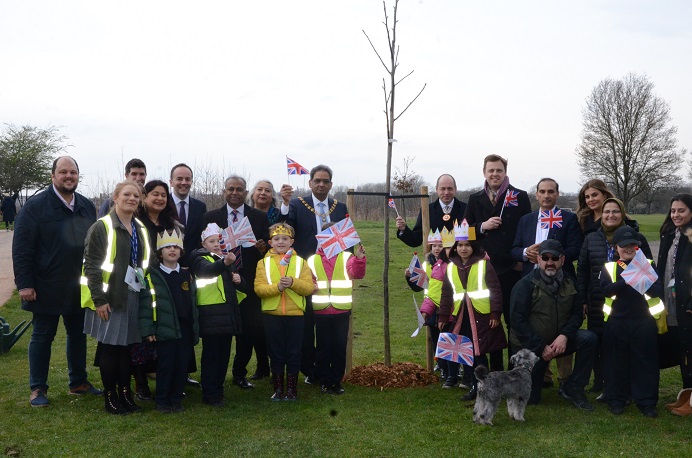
[657,194,692,416]
[577,198,651,393]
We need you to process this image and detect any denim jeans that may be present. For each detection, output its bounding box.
[29,311,87,391]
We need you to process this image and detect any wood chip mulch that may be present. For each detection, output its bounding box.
[345,362,439,388]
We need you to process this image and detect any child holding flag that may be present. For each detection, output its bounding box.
[254,223,314,400]
[599,226,663,418]
[191,223,247,407]
[439,220,506,401]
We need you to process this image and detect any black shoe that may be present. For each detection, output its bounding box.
[171,403,185,413]
[442,379,458,389]
[203,397,225,407]
[543,379,554,388]
[232,377,255,389]
[186,376,201,388]
[135,387,151,401]
[460,387,477,401]
[321,384,336,395]
[561,387,594,411]
[119,387,142,413]
[608,404,624,415]
[156,404,172,414]
[333,383,345,395]
[639,406,657,418]
[104,391,129,415]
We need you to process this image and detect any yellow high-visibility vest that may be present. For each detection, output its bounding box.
[446,260,491,316]
[603,261,664,321]
[307,252,353,310]
[422,262,443,308]
[80,216,150,310]
[261,255,305,312]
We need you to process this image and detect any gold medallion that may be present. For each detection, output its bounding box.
[442,214,451,221]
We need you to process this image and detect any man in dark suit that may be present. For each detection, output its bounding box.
[203,175,270,389]
[511,178,582,279]
[511,178,582,392]
[279,165,348,384]
[464,154,532,370]
[169,163,207,267]
[395,174,466,248]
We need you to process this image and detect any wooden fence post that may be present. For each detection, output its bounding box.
[346,189,355,375]
[419,186,434,372]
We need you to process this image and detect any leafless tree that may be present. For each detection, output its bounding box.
[363,0,426,366]
[392,155,422,219]
[576,73,681,210]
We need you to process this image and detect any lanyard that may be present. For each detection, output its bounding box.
[130,220,139,267]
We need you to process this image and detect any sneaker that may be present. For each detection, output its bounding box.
[561,387,594,411]
[30,389,49,407]
[69,382,103,396]
[232,377,255,389]
[333,383,345,395]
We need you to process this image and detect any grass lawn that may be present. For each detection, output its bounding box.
[1,218,689,457]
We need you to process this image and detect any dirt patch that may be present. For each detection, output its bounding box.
[345,362,439,388]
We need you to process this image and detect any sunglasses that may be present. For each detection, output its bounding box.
[540,254,561,262]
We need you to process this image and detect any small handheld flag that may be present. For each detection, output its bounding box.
[436,333,474,366]
[539,209,563,229]
[315,217,361,258]
[408,252,428,289]
[388,198,400,218]
[286,156,309,176]
[280,248,293,266]
[499,190,520,218]
[411,295,425,338]
[621,249,659,295]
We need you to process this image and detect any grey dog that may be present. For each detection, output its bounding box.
[473,348,540,426]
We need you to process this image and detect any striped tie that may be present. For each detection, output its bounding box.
[231,210,243,271]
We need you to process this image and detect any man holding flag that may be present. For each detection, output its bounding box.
[464,155,531,370]
[396,174,466,248]
[280,164,349,384]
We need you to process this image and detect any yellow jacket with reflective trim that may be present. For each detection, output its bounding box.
[602,260,664,321]
[446,260,491,316]
[254,250,314,316]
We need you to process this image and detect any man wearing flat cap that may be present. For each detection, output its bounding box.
[509,239,597,410]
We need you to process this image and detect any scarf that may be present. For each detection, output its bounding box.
[538,268,564,295]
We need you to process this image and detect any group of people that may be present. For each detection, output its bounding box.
[12,156,366,414]
[11,153,692,418]
[399,154,692,418]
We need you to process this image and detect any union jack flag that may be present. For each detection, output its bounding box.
[286,156,309,175]
[315,217,361,258]
[504,190,519,207]
[540,209,563,229]
[408,253,428,289]
[621,249,659,295]
[223,216,257,249]
[436,333,474,366]
[388,198,397,210]
[280,248,293,266]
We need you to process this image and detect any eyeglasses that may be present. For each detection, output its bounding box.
[540,254,561,262]
[311,179,331,184]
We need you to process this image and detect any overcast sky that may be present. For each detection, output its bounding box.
[1,0,690,197]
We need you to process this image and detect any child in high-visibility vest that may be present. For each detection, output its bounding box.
[140,228,199,414]
[405,228,455,386]
[191,223,246,407]
[439,220,506,401]
[254,223,313,401]
[599,225,663,418]
[308,221,366,395]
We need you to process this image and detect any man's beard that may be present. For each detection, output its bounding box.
[55,181,78,195]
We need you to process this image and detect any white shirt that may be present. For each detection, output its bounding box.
[438,198,455,214]
[523,206,555,261]
[281,194,331,231]
[159,263,181,274]
[227,203,244,227]
[52,185,75,211]
[171,194,190,225]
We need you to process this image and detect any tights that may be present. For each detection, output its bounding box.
[98,343,132,392]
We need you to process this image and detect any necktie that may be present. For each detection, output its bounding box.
[231,210,243,271]
[179,201,187,227]
[318,202,327,224]
[490,191,497,206]
[443,205,451,213]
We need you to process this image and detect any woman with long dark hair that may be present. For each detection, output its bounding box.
[657,193,692,416]
[576,179,615,236]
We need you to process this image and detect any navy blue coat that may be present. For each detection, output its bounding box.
[12,187,96,315]
[397,198,466,248]
[510,208,583,279]
[286,195,348,259]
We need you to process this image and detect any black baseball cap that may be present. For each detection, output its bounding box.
[539,239,564,256]
[613,226,641,247]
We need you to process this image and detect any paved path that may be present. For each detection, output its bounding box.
[0,230,15,306]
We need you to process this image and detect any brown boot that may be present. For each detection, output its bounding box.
[284,374,298,401]
[671,396,692,417]
[271,373,285,402]
[665,388,692,411]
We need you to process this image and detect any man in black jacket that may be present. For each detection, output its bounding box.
[203,175,270,388]
[169,163,207,267]
[396,174,466,248]
[13,156,101,407]
[510,240,596,410]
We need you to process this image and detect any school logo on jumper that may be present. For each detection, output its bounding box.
[436,333,474,366]
[539,209,563,229]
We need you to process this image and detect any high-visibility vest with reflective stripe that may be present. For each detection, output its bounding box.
[145,273,157,322]
[307,252,353,310]
[261,255,306,312]
[80,216,151,310]
[422,261,443,308]
[603,261,664,321]
[196,255,247,306]
[446,260,491,316]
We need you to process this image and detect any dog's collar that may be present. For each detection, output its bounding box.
[521,362,534,371]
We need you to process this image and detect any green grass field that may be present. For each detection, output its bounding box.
[1,216,689,457]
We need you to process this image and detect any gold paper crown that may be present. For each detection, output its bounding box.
[270,223,294,238]
[441,227,455,248]
[157,228,184,250]
[454,219,476,242]
[427,229,443,244]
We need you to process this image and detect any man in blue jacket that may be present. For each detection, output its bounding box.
[13,156,102,407]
